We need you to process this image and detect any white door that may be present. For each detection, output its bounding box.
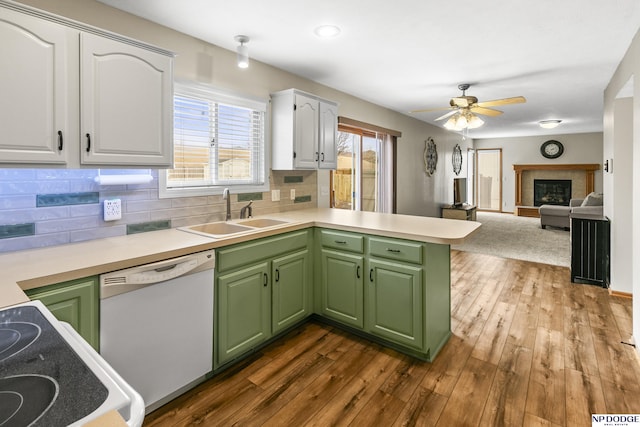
[80,33,173,166]
[319,101,338,169]
[293,93,319,169]
[0,9,74,165]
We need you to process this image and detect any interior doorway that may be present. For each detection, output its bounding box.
[475,148,502,211]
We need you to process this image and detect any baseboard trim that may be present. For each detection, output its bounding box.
[609,289,632,298]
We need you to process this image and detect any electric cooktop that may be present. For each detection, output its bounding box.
[0,305,108,426]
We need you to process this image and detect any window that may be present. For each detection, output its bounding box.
[159,82,268,198]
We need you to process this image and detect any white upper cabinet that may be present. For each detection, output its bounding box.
[0,7,75,165]
[80,33,173,166]
[0,1,174,168]
[271,89,338,170]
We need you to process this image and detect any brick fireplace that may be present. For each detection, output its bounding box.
[513,164,600,217]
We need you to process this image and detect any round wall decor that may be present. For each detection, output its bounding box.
[452,144,463,175]
[424,138,437,176]
[540,140,564,159]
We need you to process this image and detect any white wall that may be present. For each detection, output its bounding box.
[604,26,639,349]
[15,0,460,219]
[474,133,603,213]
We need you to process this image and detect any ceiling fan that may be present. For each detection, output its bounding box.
[411,84,526,130]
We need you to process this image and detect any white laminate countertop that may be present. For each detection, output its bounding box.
[0,208,480,308]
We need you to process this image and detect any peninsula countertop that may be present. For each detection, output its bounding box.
[0,208,480,308]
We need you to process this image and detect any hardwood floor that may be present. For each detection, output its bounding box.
[143,250,639,427]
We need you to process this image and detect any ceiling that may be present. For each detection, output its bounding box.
[98,0,640,139]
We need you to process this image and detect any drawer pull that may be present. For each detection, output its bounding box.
[386,248,401,253]
[335,240,347,244]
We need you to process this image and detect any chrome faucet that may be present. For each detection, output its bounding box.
[222,188,231,221]
[240,201,253,219]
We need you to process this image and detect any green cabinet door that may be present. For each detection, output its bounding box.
[320,249,364,328]
[272,249,311,334]
[217,262,271,366]
[366,258,423,350]
[25,277,99,351]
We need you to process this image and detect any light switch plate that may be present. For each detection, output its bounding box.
[104,199,122,221]
[272,189,280,201]
[290,189,296,200]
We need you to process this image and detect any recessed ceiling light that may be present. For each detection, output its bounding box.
[539,120,562,129]
[314,25,341,38]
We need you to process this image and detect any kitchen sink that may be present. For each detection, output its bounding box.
[183,222,254,237]
[237,218,289,228]
[179,218,291,239]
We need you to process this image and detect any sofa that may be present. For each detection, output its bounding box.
[539,192,603,230]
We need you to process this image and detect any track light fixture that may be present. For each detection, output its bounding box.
[234,35,250,69]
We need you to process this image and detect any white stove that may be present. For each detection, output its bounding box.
[0,300,144,426]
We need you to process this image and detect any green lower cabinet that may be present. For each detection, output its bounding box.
[272,249,311,334]
[366,258,423,350]
[320,249,364,328]
[217,262,271,366]
[25,276,100,351]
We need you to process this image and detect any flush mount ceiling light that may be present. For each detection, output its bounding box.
[539,119,562,129]
[314,25,341,38]
[234,35,250,68]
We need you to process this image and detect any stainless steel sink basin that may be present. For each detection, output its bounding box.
[183,222,254,237]
[237,218,289,228]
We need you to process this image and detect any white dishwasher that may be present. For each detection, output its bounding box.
[100,250,215,413]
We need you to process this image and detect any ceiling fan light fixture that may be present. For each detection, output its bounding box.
[467,114,484,129]
[539,119,562,129]
[234,35,250,68]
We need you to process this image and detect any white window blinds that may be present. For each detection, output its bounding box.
[165,83,267,193]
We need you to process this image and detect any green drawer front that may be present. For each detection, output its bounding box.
[217,230,310,272]
[320,229,364,253]
[368,237,423,264]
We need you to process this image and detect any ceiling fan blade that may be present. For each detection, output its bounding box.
[409,106,454,113]
[435,110,459,121]
[475,96,526,108]
[470,106,503,116]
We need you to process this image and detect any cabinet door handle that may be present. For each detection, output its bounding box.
[334,240,347,244]
[263,273,268,287]
[275,269,280,282]
[57,130,63,151]
[386,248,401,253]
[86,133,91,152]
[369,268,374,282]
[356,265,361,279]
[315,152,319,161]
[321,152,325,162]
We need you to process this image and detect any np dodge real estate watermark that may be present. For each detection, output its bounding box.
[592,414,640,426]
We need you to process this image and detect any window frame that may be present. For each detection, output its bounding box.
[159,81,270,199]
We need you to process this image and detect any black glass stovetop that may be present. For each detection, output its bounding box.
[0,305,108,427]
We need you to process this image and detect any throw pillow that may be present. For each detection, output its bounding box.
[581,192,603,206]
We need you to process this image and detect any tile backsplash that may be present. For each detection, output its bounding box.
[0,169,317,253]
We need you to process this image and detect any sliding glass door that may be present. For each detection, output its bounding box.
[331,127,386,212]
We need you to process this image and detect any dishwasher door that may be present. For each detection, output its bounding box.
[99,250,215,413]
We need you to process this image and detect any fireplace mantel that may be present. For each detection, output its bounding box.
[513,164,600,217]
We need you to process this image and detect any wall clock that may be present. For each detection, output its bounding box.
[424,138,437,176]
[540,140,564,159]
[452,144,463,175]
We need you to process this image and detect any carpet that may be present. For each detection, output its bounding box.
[451,211,571,267]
